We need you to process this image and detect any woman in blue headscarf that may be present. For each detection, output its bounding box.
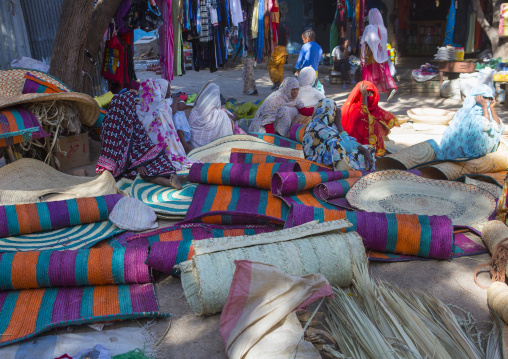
[428,85,504,160]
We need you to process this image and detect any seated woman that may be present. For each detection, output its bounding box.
[188,83,239,148]
[332,38,354,89]
[297,66,326,109]
[428,85,505,160]
[248,77,304,137]
[303,98,375,171]
[341,81,398,157]
[97,91,183,189]
[136,79,196,171]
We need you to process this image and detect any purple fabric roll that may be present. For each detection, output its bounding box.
[314,178,360,200]
[49,250,78,287]
[130,282,159,312]
[51,287,83,322]
[124,247,152,284]
[146,241,179,274]
[47,201,71,229]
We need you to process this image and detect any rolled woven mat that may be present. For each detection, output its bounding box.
[376,141,436,170]
[420,143,508,180]
[271,171,366,196]
[180,220,367,315]
[481,220,508,273]
[0,159,118,205]
[0,194,123,237]
[248,132,304,150]
[0,246,150,291]
[488,281,508,324]
[314,178,360,200]
[289,123,306,144]
[189,163,301,190]
[284,204,454,260]
[230,148,332,172]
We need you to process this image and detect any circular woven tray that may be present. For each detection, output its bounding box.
[346,170,496,227]
[407,107,455,126]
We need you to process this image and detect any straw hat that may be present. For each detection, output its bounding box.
[0,158,117,205]
[376,141,436,170]
[0,68,99,127]
[346,170,497,227]
[407,108,456,126]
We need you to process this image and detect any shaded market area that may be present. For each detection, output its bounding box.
[0,0,508,358]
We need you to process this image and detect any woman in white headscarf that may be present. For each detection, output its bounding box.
[137,78,197,171]
[361,8,397,101]
[188,83,239,148]
[248,77,304,137]
[297,66,326,108]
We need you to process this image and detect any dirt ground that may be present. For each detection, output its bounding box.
[74,60,507,358]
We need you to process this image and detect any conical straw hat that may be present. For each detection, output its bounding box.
[0,158,117,205]
[376,141,436,170]
[0,68,99,127]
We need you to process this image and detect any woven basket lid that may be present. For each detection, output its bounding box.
[0,68,99,127]
[407,107,456,126]
[376,141,436,170]
[346,170,496,227]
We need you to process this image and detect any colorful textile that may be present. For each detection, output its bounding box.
[289,123,306,144]
[143,224,276,274]
[268,46,288,84]
[22,72,67,94]
[184,184,288,225]
[189,163,300,189]
[229,148,331,172]
[130,177,196,217]
[341,81,398,156]
[0,107,48,147]
[500,3,508,37]
[97,92,176,179]
[314,178,361,200]
[303,99,375,170]
[0,246,150,290]
[361,51,397,94]
[0,283,167,348]
[271,171,365,196]
[278,190,339,211]
[248,132,303,150]
[427,85,505,161]
[137,79,197,171]
[284,204,454,260]
[0,221,123,252]
[248,78,304,137]
[156,0,174,81]
[0,194,123,238]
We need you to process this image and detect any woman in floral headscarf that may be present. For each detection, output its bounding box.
[303,98,375,171]
[136,79,197,171]
[248,77,304,137]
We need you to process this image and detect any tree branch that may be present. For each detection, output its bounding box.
[472,0,492,32]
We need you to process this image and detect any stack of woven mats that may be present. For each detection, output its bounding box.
[183,149,486,261]
[0,194,170,347]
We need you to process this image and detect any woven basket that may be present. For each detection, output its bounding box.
[0,68,99,127]
[376,141,436,170]
[180,220,366,315]
[407,108,456,126]
[420,143,508,180]
[0,158,117,205]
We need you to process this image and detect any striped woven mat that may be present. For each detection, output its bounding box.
[0,194,123,238]
[130,177,196,218]
[184,184,288,225]
[248,132,303,150]
[271,171,365,196]
[0,221,124,252]
[0,283,167,348]
[0,107,48,147]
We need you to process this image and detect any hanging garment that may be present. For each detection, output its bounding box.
[173,0,183,77]
[499,2,508,37]
[453,0,472,47]
[156,0,175,81]
[466,8,476,53]
[398,0,410,30]
[230,0,243,25]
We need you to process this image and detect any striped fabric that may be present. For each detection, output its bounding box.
[284,204,454,260]
[248,132,304,150]
[229,148,332,172]
[0,107,48,147]
[313,178,361,200]
[189,163,301,190]
[0,283,167,348]
[0,221,123,252]
[131,177,196,217]
[289,123,306,143]
[0,194,123,238]
[184,184,288,225]
[271,171,366,195]
[22,72,67,94]
[278,190,339,210]
[0,246,150,291]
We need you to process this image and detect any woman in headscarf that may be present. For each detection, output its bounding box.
[361,8,397,101]
[136,79,196,171]
[341,81,398,157]
[96,91,183,189]
[428,85,504,160]
[188,83,239,148]
[303,98,375,171]
[297,66,326,108]
[248,77,304,137]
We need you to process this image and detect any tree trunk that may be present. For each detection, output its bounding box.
[49,0,94,91]
[472,0,508,57]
